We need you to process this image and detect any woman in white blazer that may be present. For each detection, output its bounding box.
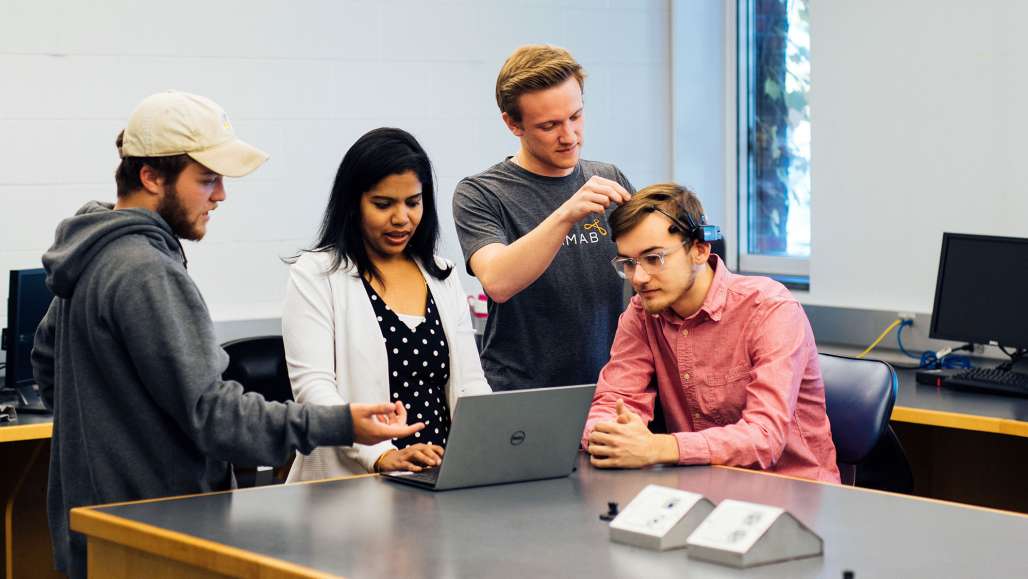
[282,128,491,481]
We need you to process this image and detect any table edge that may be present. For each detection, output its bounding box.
[70,474,375,578]
[71,507,342,579]
[0,422,52,443]
[892,405,1028,437]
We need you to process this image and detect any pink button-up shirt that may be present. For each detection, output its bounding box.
[583,256,839,483]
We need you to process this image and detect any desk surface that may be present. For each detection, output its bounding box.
[73,455,1028,579]
[892,367,1028,436]
[0,413,52,443]
[820,345,1028,437]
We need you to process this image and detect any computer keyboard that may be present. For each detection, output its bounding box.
[402,467,440,485]
[941,367,1028,397]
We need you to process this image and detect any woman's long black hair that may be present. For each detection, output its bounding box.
[294,127,452,284]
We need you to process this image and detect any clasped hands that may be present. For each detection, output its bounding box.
[587,399,679,468]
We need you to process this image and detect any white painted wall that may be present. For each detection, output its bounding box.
[0,0,671,333]
[809,0,1028,313]
[671,0,729,263]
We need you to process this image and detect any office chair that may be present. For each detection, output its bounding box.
[819,353,913,491]
[221,335,294,487]
[222,335,293,404]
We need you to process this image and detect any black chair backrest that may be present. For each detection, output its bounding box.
[819,353,897,466]
[221,335,293,403]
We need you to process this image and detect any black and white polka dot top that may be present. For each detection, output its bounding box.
[362,278,451,449]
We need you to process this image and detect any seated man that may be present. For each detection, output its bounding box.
[582,183,839,482]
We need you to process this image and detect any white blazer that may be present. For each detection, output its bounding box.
[282,251,491,481]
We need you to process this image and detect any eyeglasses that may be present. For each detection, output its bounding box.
[610,241,689,279]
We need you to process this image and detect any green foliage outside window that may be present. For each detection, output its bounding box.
[746,0,810,257]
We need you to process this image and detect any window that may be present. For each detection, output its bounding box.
[738,0,811,278]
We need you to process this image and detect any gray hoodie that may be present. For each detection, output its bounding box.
[32,201,354,578]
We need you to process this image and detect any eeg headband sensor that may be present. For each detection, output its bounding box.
[646,205,723,243]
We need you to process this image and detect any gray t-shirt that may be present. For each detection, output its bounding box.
[453,158,635,391]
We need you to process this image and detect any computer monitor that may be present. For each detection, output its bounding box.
[2,268,53,391]
[929,233,1028,352]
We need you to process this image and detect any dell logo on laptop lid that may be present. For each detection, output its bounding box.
[510,430,526,445]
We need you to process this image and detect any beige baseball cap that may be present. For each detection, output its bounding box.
[119,90,269,177]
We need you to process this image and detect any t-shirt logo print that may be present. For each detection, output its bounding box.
[584,218,608,236]
[565,217,608,246]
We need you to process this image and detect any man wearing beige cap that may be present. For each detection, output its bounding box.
[31,91,423,578]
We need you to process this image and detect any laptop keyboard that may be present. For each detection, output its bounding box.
[401,467,440,485]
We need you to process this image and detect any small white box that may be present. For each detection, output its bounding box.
[608,484,715,551]
[686,499,823,567]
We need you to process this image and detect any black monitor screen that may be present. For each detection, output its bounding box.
[929,233,1028,350]
[4,268,53,388]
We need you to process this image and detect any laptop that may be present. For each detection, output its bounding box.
[381,383,595,491]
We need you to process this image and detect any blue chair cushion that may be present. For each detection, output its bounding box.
[819,353,897,465]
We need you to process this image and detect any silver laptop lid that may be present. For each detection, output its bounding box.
[429,383,596,490]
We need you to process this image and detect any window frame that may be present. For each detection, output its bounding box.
[732,0,811,279]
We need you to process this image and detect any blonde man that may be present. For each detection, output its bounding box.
[453,44,634,391]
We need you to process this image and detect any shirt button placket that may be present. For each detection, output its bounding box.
[679,325,691,386]
[676,325,694,398]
